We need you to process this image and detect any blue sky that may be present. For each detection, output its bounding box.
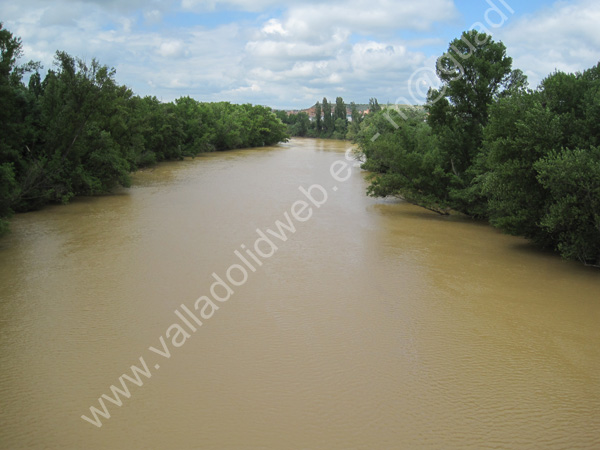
[2,0,599,109]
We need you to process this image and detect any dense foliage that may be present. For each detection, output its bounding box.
[0,24,288,235]
[357,29,600,266]
[277,97,377,140]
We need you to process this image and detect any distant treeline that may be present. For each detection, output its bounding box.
[276,98,382,140]
[0,24,288,235]
[356,30,600,266]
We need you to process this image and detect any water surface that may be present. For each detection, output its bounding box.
[0,138,598,449]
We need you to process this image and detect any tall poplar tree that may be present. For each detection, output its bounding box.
[314,101,322,133]
[322,97,332,135]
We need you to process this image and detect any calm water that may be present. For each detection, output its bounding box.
[0,138,599,449]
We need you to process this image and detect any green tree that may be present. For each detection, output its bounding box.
[0,23,26,232]
[290,112,310,137]
[478,91,559,242]
[322,97,332,136]
[350,102,360,124]
[33,53,132,203]
[368,98,381,113]
[249,104,289,146]
[0,24,291,237]
[346,102,362,140]
[334,97,346,121]
[273,109,288,125]
[333,118,347,140]
[314,101,322,134]
[138,96,184,164]
[333,97,347,138]
[534,147,600,265]
[0,162,17,235]
[480,63,600,256]
[357,108,450,214]
[360,30,521,218]
[425,29,523,216]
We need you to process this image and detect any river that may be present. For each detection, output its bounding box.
[0,138,598,449]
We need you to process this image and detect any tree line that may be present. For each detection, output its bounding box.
[356,30,600,266]
[0,24,288,235]
[276,97,382,140]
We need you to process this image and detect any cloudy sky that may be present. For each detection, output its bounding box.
[1,0,599,109]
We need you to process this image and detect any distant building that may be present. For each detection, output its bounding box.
[287,103,373,122]
[283,103,421,120]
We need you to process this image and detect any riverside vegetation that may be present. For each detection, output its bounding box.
[275,97,381,140]
[355,30,600,267]
[2,24,599,267]
[281,31,599,266]
[0,23,288,235]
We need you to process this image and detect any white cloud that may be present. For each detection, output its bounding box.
[3,0,599,109]
[350,41,422,73]
[1,0,456,107]
[144,9,163,24]
[181,0,302,13]
[232,0,458,106]
[262,19,288,37]
[156,40,187,58]
[246,32,348,61]
[224,83,262,94]
[497,0,600,88]
[284,0,457,35]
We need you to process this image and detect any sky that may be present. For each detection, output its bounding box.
[1,0,599,109]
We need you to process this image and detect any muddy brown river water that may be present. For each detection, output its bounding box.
[0,138,598,449]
